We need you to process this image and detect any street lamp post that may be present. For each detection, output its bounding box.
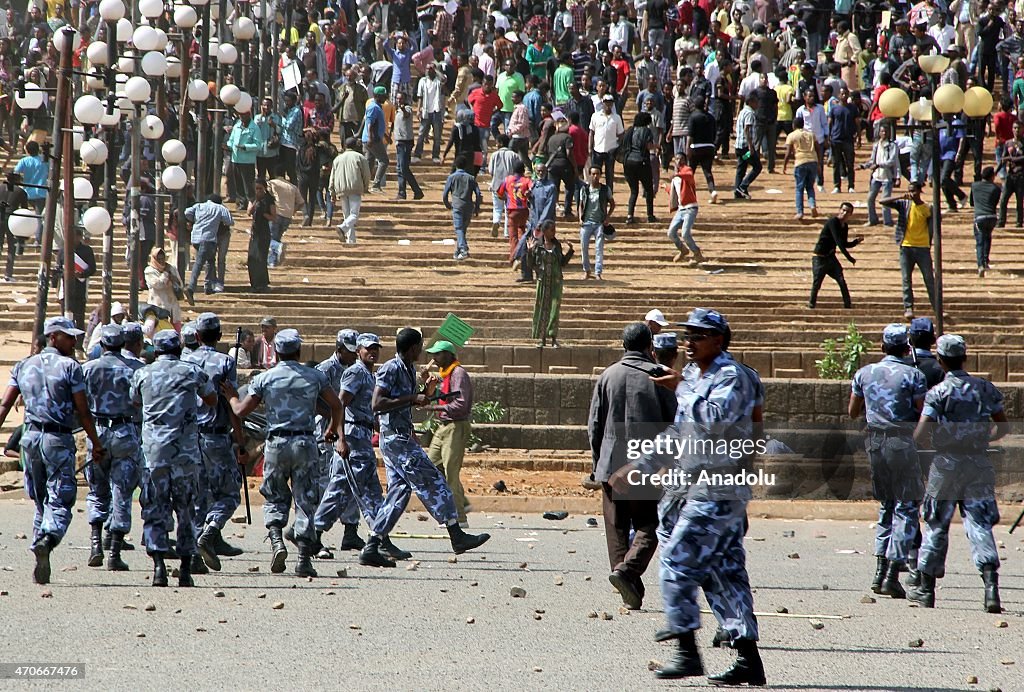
[877,55,993,336]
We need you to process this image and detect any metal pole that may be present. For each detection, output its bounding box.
[257,0,267,102]
[155,76,166,248]
[931,110,943,335]
[196,3,211,200]
[30,26,74,341]
[212,0,228,200]
[129,106,142,318]
[178,27,192,281]
[61,77,75,328]
[100,20,117,324]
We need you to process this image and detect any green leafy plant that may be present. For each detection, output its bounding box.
[415,401,507,447]
[815,321,872,380]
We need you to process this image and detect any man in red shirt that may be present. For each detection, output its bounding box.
[667,160,706,263]
[994,97,1017,179]
[610,45,631,109]
[467,75,504,172]
[568,112,589,215]
[497,160,534,261]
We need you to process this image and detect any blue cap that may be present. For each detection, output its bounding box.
[357,333,381,349]
[43,316,85,337]
[153,329,181,353]
[121,322,143,343]
[882,323,909,346]
[181,322,198,346]
[653,332,678,350]
[100,324,125,348]
[679,308,729,334]
[336,328,359,353]
[936,334,967,357]
[196,312,221,332]
[909,317,934,334]
[274,328,302,355]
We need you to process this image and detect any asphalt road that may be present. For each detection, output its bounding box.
[0,498,1020,691]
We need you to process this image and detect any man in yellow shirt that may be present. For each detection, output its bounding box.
[881,183,935,319]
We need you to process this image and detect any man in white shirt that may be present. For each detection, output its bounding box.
[414,63,446,163]
[794,90,829,189]
[733,94,762,199]
[674,22,701,68]
[928,14,956,52]
[589,94,625,191]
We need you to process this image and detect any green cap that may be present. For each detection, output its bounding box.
[425,340,457,355]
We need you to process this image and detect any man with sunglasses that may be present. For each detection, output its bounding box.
[610,308,765,686]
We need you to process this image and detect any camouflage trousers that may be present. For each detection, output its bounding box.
[140,464,198,556]
[261,435,320,543]
[195,433,242,532]
[85,423,141,535]
[918,456,1001,578]
[22,430,77,549]
[866,432,923,563]
[314,440,385,534]
[374,431,458,535]
[657,494,759,641]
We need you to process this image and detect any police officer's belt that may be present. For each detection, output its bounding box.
[268,429,314,439]
[199,425,231,435]
[27,422,73,434]
[346,419,374,430]
[95,416,133,426]
[867,427,913,436]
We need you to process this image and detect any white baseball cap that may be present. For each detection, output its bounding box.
[645,309,670,326]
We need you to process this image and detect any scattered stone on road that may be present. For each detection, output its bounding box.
[510,587,526,598]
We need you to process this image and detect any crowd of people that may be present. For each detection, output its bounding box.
[3,0,1022,329]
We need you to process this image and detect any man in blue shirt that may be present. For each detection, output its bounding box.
[939,118,968,212]
[828,88,858,194]
[442,155,482,261]
[383,32,413,103]
[279,92,303,184]
[13,140,49,243]
[184,194,234,304]
[361,86,389,192]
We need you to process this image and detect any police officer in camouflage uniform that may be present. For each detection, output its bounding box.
[610,309,765,685]
[909,335,1009,613]
[181,322,199,357]
[310,329,364,553]
[849,324,927,599]
[187,313,248,574]
[0,317,106,584]
[362,328,490,566]
[225,328,346,578]
[316,333,408,567]
[81,325,141,572]
[909,318,945,389]
[131,329,218,587]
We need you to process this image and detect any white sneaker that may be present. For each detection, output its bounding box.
[710,190,719,204]
[831,187,840,194]
[817,185,824,193]
[411,157,421,163]
[848,187,856,194]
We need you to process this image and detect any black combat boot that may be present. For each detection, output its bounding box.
[654,631,705,680]
[447,523,491,554]
[151,553,168,587]
[106,533,129,571]
[711,627,733,649]
[871,556,887,594]
[359,535,397,568]
[268,526,288,573]
[88,522,104,567]
[32,534,56,585]
[907,572,936,608]
[340,523,366,551]
[197,525,222,571]
[906,562,922,588]
[178,556,195,587]
[295,542,318,578]
[104,531,135,551]
[982,567,1001,613]
[708,638,767,686]
[879,561,906,599]
[315,531,334,560]
[189,552,208,574]
[381,535,412,560]
[211,526,243,556]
